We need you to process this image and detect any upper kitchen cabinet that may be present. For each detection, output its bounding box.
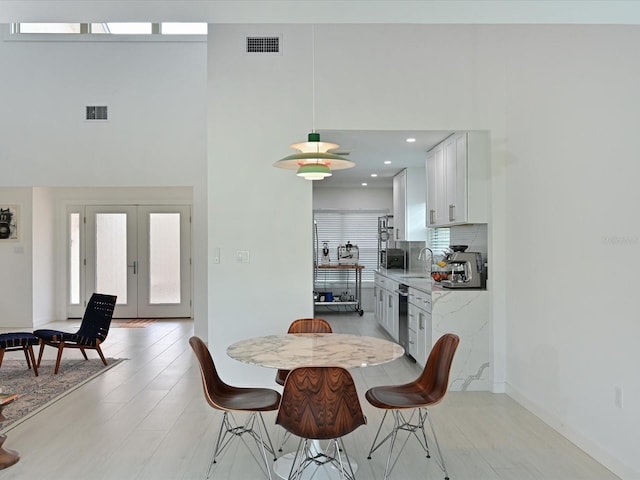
[393,167,427,241]
[426,131,489,227]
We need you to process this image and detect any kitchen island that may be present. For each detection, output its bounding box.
[375,268,492,392]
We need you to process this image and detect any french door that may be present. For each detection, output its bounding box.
[68,205,192,318]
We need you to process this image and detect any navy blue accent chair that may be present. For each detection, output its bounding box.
[33,293,117,374]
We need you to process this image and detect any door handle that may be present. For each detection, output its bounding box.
[128,260,137,274]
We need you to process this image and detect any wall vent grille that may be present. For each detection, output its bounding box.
[86,106,108,120]
[246,36,280,54]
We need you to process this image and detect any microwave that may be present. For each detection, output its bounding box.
[380,248,405,269]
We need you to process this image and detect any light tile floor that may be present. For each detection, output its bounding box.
[0,313,620,480]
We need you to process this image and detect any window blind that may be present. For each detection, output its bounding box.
[313,210,383,284]
[428,227,451,259]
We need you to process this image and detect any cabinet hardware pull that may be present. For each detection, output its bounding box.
[429,209,435,224]
[419,312,424,330]
[449,204,455,222]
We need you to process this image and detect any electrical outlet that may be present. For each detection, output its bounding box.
[614,386,624,409]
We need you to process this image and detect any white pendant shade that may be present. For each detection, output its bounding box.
[274,132,355,180]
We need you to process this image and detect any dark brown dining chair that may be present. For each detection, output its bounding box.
[274,318,333,452]
[365,333,460,480]
[276,366,366,480]
[275,318,333,386]
[189,336,281,479]
[33,293,117,374]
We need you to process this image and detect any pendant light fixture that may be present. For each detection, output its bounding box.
[273,26,355,180]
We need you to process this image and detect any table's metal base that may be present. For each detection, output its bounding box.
[273,441,358,480]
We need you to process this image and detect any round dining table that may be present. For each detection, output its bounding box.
[227,332,405,480]
[227,332,404,370]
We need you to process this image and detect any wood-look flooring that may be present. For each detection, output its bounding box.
[0,313,620,480]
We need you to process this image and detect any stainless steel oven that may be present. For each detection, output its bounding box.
[397,284,411,358]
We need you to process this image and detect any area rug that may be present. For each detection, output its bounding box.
[0,357,124,432]
[112,318,158,328]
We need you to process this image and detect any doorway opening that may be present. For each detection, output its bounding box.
[67,204,192,319]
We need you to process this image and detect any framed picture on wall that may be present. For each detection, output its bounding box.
[0,205,19,241]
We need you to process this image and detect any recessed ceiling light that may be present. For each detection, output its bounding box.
[384,160,392,165]
[406,137,416,143]
[371,173,378,177]
[361,182,368,186]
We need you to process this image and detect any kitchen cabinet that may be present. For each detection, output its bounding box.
[375,269,492,391]
[374,272,399,341]
[426,131,489,227]
[408,287,431,367]
[393,167,427,241]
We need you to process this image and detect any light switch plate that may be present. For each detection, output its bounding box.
[236,250,250,263]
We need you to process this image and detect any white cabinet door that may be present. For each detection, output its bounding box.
[444,132,468,224]
[417,308,431,367]
[409,287,432,368]
[426,143,446,226]
[407,302,419,359]
[395,167,427,239]
[392,169,406,241]
[426,132,476,227]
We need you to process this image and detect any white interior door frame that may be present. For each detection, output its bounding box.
[68,204,192,319]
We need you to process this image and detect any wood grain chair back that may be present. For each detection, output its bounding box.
[276,366,366,479]
[287,318,332,334]
[275,318,332,386]
[412,332,460,405]
[364,333,459,480]
[188,336,281,479]
[276,366,365,440]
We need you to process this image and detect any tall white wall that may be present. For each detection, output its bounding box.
[207,24,315,387]
[0,29,209,335]
[32,187,55,327]
[209,23,640,478]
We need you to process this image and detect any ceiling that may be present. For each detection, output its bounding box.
[311,129,453,189]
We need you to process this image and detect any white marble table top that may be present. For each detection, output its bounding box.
[227,333,405,370]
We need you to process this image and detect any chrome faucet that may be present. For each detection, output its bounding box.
[418,247,434,277]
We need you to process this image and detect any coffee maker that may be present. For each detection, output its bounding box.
[441,251,484,289]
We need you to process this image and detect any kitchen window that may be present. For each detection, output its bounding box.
[428,227,451,257]
[314,210,383,284]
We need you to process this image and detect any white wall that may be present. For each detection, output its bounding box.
[207,24,316,387]
[32,187,55,327]
[313,186,392,212]
[0,29,209,335]
[0,10,638,478]
[0,188,33,327]
[209,23,640,478]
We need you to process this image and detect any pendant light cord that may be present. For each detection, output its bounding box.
[312,24,316,134]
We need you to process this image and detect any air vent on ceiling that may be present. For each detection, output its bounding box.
[246,36,280,54]
[86,106,108,121]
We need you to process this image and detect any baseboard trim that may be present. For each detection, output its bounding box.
[505,383,636,480]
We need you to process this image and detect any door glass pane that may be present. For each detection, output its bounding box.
[149,213,181,304]
[69,213,81,304]
[96,213,127,303]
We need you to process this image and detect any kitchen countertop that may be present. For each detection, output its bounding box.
[376,268,486,293]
